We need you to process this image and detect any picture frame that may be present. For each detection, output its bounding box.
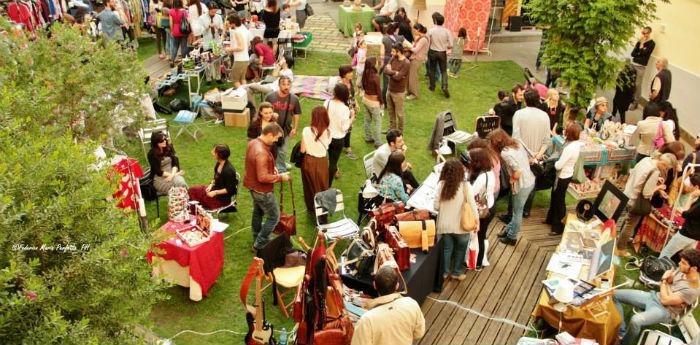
[592,180,628,222]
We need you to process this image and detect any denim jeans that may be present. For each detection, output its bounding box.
[614,289,671,345]
[275,135,290,173]
[425,59,441,81]
[171,35,188,65]
[363,100,383,145]
[448,58,462,74]
[250,190,280,249]
[441,233,469,276]
[507,187,535,217]
[164,28,174,56]
[660,232,698,259]
[506,184,535,240]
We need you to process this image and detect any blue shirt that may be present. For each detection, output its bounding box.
[379,173,409,203]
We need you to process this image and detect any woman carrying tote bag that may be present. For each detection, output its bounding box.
[300,106,332,212]
[433,159,478,281]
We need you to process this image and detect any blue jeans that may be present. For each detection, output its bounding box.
[660,232,698,259]
[250,190,280,249]
[171,35,188,65]
[363,100,383,145]
[275,136,290,173]
[448,58,462,74]
[506,184,535,240]
[614,289,671,345]
[441,233,469,276]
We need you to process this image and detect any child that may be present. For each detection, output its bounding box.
[448,27,467,78]
[354,37,367,88]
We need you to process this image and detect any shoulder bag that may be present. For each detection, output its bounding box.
[273,180,297,235]
[653,121,666,149]
[461,182,478,232]
[304,3,314,16]
[398,219,436,253]
[630,169,656,216]
[179,9,192,35]
[475,173,490,218]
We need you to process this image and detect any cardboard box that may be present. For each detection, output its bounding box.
[224,108,250,128]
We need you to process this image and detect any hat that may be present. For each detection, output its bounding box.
[595,97,608,107]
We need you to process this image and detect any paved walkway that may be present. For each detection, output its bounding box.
[303,13,351,54]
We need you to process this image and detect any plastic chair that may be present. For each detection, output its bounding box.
[363,150,376,180]
[314,189,360,241]
[636,329,685,345]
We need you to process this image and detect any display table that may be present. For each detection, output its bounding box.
[341,237,444,305]
[531,215,622,345]
[634,205,686,253]
[337,5,375,37]
[147,218,225,301]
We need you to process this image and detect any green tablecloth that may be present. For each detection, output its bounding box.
[337,5,375,37]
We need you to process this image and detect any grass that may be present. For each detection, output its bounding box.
[130,50,527,344]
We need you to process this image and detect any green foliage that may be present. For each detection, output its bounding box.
[0,19,147,142]
[525,0,664,108]
[0,20,165,344]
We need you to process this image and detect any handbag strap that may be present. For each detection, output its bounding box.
[278,180,296,215]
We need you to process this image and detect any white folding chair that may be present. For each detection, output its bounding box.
[442,111,475,151]
[203,172,241,218]
[314,189,360,241]
[138,119,169,158]
[363,150,376,180]
[637,329,685,345]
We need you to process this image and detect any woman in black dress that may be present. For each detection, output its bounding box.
[261,0,281,53]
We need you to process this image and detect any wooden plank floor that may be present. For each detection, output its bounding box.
[144,55,170,82]
[418,208,561,345]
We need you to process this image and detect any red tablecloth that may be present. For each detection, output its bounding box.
[634,205,686,253]
[147,218,224,297]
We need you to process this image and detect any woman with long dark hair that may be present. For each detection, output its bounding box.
[361,57,383,148]
[261,0,281,53]
[187,0,207,38]
[393,7,413,42]
[659,101,680,142]
[465,148,495,270]
[487,129,535,246]
[434,159,477,280]
[377,151,410,203]
[300,106,332,211]
[168,0,189,67]
[407,23,428,100]
[325,83,355,185]
[546,123,582,235]
[148,131,187,195]
[188,144,238,209]
[247,102,278,140]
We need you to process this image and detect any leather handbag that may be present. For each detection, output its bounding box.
[290,141,304,168]
[394,209,431,222]
[461,183,478,232]
[398,219,436,252]
[342,238,375,280]
[370,201,405,225]
[384,226,411,271]
[273,180,297,236]
[475,173,490,219]
[374,243,408,292]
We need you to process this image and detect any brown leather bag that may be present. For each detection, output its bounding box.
[398,219,436,252]
[274,180,297,236]
[394,209,432,222]
[370,201,405,225]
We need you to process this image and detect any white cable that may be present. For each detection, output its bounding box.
[427,297,537,332]
[224,226,251,240]
[164,328,246,343]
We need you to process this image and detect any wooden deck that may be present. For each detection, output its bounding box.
[144,55,170,82]
[418,208,561,345]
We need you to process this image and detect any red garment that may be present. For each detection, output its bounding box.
[111,157,144,210]
[255,42,275,66]
[169,8,188,37]
[188,185,230,209]
[7,2,34,31]
[146,218,225,297]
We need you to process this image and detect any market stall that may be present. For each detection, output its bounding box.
[531,214,622,345]
[337,4,375,37]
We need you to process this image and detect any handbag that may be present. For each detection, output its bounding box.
[370,201,405,225]
[374,243,408,293]
[178,9,192,35]
[273,180,297,236]
[398,220,436,252]
[475,173,490,218]
[168,186,190,223]
[290,141,304,168]
[304,3,314,16]
[460,183,478,232]
[571,154,586,184]
[342,238,375,279]
[384,226,411,271]
[653,121,665,149]
[394,209,431,222]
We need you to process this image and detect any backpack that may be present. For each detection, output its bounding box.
[179,9,192,35]
[639,256,676,288]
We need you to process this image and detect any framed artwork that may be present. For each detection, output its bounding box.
[593,180,628,223]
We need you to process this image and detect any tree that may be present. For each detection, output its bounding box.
[0,19,147,143]
[525,0,664,108]
[0,21,165,344]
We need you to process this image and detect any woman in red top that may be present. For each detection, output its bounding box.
[168,0,189,67]
[252,36,276,67]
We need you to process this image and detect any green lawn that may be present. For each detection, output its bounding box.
[132,50,528,344]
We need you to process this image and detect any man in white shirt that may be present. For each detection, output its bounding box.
[199,4,224,83]
[372,129,419,191]
[351,266,425,345]
[371,0,397,32]
[426,12,453,98]
[508,88,551,219]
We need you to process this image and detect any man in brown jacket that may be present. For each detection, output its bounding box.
[384,43,411,133]
[244,123,291,251]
